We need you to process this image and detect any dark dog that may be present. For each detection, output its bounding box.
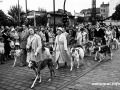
[84,41,94,56]
[94,45,112,62]
[28,58,55,88]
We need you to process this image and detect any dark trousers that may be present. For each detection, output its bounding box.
[20,49,27,65]
[4,45,11,60]
[0,53,4,64]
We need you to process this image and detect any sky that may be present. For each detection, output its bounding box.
[0,0,110,15]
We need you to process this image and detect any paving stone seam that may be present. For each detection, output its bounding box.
[57,49,120,90]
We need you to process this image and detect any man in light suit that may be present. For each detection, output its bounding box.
[19,25,29,67]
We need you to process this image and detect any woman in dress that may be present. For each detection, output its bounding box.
[54,27,70,69]
[76,27,82,45]
[105,27,112,45]
[26,28,42,63]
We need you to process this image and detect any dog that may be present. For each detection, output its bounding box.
[28,58,55,88]
[70,45,85,71]
[84,41,94,56]
[10,41,21,67]
[12,49,21,67]
[110,38,119,49]
[93,37,102,46]
[94,45,112,62]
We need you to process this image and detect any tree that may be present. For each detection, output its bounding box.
[0,10,11,26]
[36,8,47,26]
[112,4,120,20]
[8,5,25,26]
[36,14,47,26]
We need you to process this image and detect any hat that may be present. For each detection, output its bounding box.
[57,27,63,32]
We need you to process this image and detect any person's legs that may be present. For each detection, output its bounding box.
[0,54,4,64]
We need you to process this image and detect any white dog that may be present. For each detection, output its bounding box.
[110,38,119,49]
[70,45,84,71]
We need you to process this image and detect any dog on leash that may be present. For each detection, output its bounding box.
[10,41,21,67]
[12,49,22,67]
[110,38,119,49]
[84,41,94,56]
[28,58,55,88]
[70,45,85,71]
[94,45,112,62]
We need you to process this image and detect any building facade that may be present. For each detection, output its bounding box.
[100,2,109,19]
[47,9,75,27]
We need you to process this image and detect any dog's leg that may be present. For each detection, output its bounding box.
[48,68,53,82]
[95,52,98,60]
[77,58,80,69]
[98,54,102,62]
[31,75,38,88]
[51,66,56,76]
[70,57,74,71]
[12,57,17,67]
[56,61,59,70]
[39,74,41,83]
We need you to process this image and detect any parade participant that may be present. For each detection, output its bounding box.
[94,24,105,45]
[81,28,87,45]
[39,27,46,45]
[26,28,42,63]
[48,28,55,45]
[76,27,82,45]
[19,25,29,67]
[62,27,69,46]
[87,24,94,41]
[105,26,112,45]
[54,27,70,69]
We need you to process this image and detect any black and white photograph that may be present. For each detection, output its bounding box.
[0,0,120,90]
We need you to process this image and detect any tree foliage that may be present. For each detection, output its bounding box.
[0,10,12,26]
[0,10,7,26]
[8,5,25,25]
[112,4,120,20]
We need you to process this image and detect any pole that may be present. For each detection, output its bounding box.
[63,0,66,14]
[53,0,56,35]
[34,11,36,27]
[18,0,20,26]
[25,0,27,17]
[63,0,66,29]
[25,0,28,25]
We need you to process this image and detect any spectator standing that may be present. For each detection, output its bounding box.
[2,28,11,60]
[19,25,29,67]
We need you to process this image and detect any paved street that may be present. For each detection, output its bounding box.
[0,49,119,90]
[62,49,120,90]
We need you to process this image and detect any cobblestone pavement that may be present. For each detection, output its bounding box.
[0,49,119,90]
[62,49,120,90]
